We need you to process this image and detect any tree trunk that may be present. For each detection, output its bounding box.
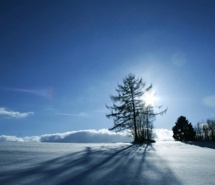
[131,88,138,142]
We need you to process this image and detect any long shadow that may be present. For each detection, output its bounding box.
[0,143,182,185]
[59,144,138,185]
[0,144,136,185]
[186,141,215,149]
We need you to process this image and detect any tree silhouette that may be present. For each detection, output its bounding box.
[106,74,166,143]
[172,116,195,141]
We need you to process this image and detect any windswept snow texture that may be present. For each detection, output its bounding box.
[0,129,173,143]
[0,141,215,185]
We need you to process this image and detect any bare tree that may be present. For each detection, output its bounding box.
[106,74,167,143]
[195,119,215,141]
[207,119,215,141]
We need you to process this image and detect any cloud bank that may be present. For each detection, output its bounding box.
[0,129,131,143]
[39,129,131,143]
[153,129,174,141]
[0,108,34,118]
[0,129,174,143]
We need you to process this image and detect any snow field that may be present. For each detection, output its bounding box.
[0,141,214,185]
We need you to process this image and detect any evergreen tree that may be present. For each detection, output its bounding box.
[172,116,196,141]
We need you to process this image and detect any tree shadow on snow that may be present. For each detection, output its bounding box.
[186,141,215,150]
[0,143,182,185]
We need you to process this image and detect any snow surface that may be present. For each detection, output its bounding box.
[0,141,214,185]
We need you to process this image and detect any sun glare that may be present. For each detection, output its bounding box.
[143,92,157,107]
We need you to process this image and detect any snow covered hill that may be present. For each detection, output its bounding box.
[0,141,214,185]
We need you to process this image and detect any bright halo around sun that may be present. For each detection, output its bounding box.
[143,91,158,107]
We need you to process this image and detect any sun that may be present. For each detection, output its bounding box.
[143,92,157,107]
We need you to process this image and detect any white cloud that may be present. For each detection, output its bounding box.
[0,129,132,143]
[0,108,34,118]
[153,129,174,141]
[39,129,132,143]
[0,129,174,143]
[0,135,24,142]
[202,95,215,108]
[0,135,40,142]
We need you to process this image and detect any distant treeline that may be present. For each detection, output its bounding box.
[195,119,215,141]
[172,116,215,142]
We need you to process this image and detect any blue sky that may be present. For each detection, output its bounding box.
[1,0,215,137]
